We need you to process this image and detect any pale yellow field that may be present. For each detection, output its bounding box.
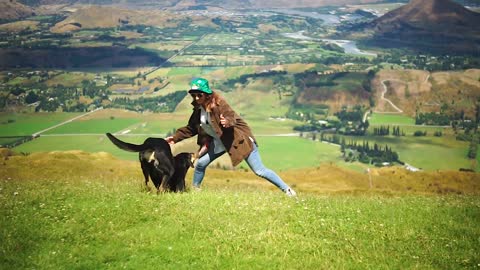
[0,20,39,32]
[1,150,478,195]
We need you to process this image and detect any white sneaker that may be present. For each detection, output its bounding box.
[284,187,297,197]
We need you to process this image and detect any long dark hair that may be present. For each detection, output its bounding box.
[204,91,224,112]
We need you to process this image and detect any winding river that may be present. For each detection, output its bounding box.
[283,31,377,57]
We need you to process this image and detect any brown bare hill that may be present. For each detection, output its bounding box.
[225,0,382,9]
[372,69,480,117]
[17,0,390,9]
[375,0,480,29]
[0,0,35,21]
[367,0,480,54]
[51,5,216,33]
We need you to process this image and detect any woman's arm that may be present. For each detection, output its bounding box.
[170,109,200,143]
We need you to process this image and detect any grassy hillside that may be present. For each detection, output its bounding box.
[0,150,479,269]
[50,6,216,33]
[373,69,480,118]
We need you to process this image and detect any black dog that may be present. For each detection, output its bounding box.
[163,152,194,192]
[106,133,175,192]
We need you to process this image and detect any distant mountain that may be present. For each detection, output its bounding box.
[0,0,35,21]
[374,0,479,30]
[17,0,384,9]
[49,5,216,33]
[365,0,480,54]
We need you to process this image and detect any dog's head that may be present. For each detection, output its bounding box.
[174,152,194,169]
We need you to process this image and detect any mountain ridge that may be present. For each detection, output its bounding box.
[373,0,480,30]
[0,0,35,21]
[365,0,480,54]
[15,0,390,9]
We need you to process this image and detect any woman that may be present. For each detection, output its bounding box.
[166,78,297,196]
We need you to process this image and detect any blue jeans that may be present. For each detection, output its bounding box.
[193,142,290,191]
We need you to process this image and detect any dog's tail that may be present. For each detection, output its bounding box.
[106,133,148,152]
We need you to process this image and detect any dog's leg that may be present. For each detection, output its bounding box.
[177,172,186,192]
[159,170,174,193]
[140,157,151,192]
[158,174,169,193]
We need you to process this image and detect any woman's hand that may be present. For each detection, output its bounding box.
[165,136,175,145]
[220,114,228,128]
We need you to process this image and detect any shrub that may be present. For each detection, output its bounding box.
[413,130,427,136]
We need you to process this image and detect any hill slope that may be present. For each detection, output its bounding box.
[0,0,35,21]
[50,5,216,32]
[17,0,392,9]
[1,149,479,195]
[372,69,480,117]
[365,0,480,54]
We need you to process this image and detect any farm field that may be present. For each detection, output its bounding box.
[368,113,415,125]
[42,118,140,135]
[5,108,477,172]
[345,134,472,171]
[0,112,83,136]
[13,134,343,172]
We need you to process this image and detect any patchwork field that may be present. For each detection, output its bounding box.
[0,112,83,136]
[3,108,476,172]
[368,113,415,125]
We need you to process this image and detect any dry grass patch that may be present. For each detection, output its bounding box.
[0,20,39,32]
[2,151,479,196]
[45,72,96,87]
[50,5,218,33]
[373,68,480,117]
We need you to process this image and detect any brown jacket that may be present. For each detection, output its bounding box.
[172,99,255,166]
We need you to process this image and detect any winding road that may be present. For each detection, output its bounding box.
[378,80,403,113]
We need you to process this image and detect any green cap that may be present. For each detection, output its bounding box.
[189,78,212,94]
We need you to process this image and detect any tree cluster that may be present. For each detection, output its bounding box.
[372,125,389,136]
[109,91,187,113]
[221,70,287,91]
[340,139,400,165]
[415,112,450,126]
[467,136,478,160]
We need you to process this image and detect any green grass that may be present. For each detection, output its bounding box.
[13,134,169,161]
[248,117,300,135]
[197,33,246,46]
[167,67,206,76]
[344,134,471,171]
[43,118,140,134]
[13,131,473,172]
[369,113,416,125]
[127,120,186,135]
[1,177,478,269]
[0,113,82,136]
[13,135,342,172]
[3,109,474,172]
[248,136,341,172]
[330,72,367,92]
